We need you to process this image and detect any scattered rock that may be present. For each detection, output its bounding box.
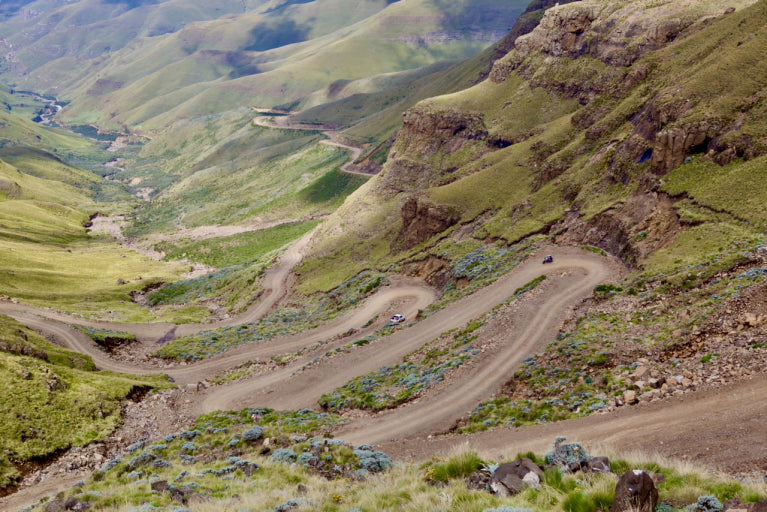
[151,480,170,493]
[467,469,493,492]
[43,500,66,512]
[492,458,544,494]
[587,456,611,473]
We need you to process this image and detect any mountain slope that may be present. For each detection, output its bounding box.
[301,0,765,291]
[0,0,529,131]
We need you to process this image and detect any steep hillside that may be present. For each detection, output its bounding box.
[304,0,765,288]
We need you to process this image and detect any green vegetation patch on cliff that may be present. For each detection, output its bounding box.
[663,155,767,232]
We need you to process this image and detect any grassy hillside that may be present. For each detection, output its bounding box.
[0,314,172,493]
[123,111,367,235]
[0,1,270,77]
[17,412,767,511]
[0,108,188,319]
[0,153,187,319]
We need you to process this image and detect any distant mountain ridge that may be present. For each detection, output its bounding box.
[0,0,528,131]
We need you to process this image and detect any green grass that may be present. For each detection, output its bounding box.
[0,314,173,491]
[0,152,186,320]
[298,168,369,206]
[641,223,760,282]
[422,451,485,484]
[663,155,767,232]
[74,326,136,351]
[155,220,320,268]
[0,236,186,321]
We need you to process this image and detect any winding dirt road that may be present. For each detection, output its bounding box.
[3,234,767,511]
[1,243,628,443]
[252,114,371,176]
[0,232,315,344]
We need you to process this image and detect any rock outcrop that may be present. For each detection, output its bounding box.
[513,4,598,61]
[395,196,458,250]
[376,106,488,197]
[487,458,544,496]
[397,106,487,159]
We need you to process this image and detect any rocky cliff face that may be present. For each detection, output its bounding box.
[308,0,764,281]
[490,1,765,181]
[509,1,703,67]
[395,196,458,250]
[379,0,763,264]
[376,105,489,197]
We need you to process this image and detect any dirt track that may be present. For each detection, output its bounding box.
[3,238,767,509]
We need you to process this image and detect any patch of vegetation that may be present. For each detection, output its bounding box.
[155,220,320,268]
[422,451,485,484]
[318,344,480,411]
[664,156,767,232]
[298,168,368,206]
[579,245,608,257]
[594,284,623,296]
[196,408,340,435]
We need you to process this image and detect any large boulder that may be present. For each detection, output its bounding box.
[492,458,544,495]
[610,470,659,512]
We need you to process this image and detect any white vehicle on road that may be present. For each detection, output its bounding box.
[389,314,406,324]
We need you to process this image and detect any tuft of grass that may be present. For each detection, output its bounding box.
[423,450,485,484]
